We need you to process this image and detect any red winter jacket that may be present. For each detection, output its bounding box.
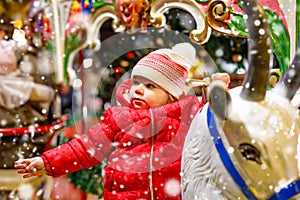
[42,80,201,200]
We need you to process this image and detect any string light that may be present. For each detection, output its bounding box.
[12,19,27,46]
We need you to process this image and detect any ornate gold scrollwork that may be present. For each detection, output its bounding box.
[150,0,211,44]
[66,5,120,83]
[206,0,245,37]
[89,5,121,49]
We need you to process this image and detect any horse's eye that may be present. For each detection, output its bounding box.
[239,143,262,164]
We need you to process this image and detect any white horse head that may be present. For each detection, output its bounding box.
[181,0,300,199]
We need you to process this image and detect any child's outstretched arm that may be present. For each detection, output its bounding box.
[14,157,47,178]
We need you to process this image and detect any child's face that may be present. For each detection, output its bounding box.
[129,76,174,109]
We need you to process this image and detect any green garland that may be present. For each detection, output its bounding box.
[228,1,290,75]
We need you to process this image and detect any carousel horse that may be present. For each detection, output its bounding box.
[181,0,300,199]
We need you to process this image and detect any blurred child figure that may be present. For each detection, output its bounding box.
[15,43,229,199]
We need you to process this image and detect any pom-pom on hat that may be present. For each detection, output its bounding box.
[131,42,196,99]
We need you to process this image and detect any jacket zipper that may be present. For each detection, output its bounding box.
[149,108,155,200]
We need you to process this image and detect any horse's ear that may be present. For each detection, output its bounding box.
[208,81,232,120]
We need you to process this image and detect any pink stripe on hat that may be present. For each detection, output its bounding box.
[131,43,196,98]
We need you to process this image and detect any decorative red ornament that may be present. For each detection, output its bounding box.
[41,14,54,41]
[114,67,122,73]
[43,14,50,32]
[126,52,135,59]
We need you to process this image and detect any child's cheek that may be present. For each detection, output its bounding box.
[128,86,136,97]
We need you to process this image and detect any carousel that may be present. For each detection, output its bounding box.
[0,0,298,199]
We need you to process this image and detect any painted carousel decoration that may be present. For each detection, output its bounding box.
[181,0,300,199]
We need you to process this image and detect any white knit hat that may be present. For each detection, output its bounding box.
[131,43,196,99]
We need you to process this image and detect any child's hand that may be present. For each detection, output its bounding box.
[14,157,47,178]
[211,73,231,87]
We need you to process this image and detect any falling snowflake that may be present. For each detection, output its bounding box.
[164,179,180,197]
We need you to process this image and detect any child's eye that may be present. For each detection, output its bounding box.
[132,80,140,85]
[146,83,155,89]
